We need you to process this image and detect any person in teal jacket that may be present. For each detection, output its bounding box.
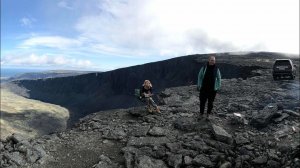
[197,55,221,120]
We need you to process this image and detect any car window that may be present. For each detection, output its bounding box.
[274,60,291,66]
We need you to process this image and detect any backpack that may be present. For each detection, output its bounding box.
[134,89,142,99]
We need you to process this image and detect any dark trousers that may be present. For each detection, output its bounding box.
[199,90,217,115]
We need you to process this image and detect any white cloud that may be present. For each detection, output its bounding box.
[1,54,93,69]
[20,17,36,27]
[20,36,82,49]
[74,0,299,56]
[5,0,298,71]
[57,1,73,10]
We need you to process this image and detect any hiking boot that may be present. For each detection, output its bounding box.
[206,114,210,121]
[197,113,204,121]
[146,105,153,113]
[155,107,161,113]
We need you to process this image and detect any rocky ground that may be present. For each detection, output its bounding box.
[1,69,299,168]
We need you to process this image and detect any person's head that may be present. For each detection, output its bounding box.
[208,55,216,66]
[143,80,152,88]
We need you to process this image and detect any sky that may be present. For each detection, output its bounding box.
[1,0,299,71]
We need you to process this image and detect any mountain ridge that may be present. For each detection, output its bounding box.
[6,52,298,127]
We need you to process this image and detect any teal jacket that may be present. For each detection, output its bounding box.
[197,65,221,91]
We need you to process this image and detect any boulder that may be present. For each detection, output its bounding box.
[192,154,214,167]
[167,154,182,168]
[127,137,170,147]
[250,104,279,129]
[135,155,168,168]
[212,124,233,144]
[252,156,268,165]
[92,155,117,168]
[283,109,300,117]
[174,118,197,131]
[103,128,127,140]
[183,156,193,166]
[235,133,250,145]
[129,126,151,137]
[148,127,167,137]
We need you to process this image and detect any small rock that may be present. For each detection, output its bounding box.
[184,156,193,165]
[235,134,250,145]
[174,118,197,131]
[273,113,289,123]
[166,143,182,153]
[148,127,166,136]
[219,161,232,168]
[127,137,170,147]
[167,154,182,168]
[177,149,198,157]
[135,155,168,168]
[129,126,151,137]
[92,155,115,168]
[283,109,300,117]
[104,128,127,140]
[212,124,233,144]
[9,134,27,144]
[252,156,268,165]
[4,152,26,166]
[267,160,280,167]
[192,154,214,167]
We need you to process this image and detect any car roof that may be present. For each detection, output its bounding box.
[275,59,291,61]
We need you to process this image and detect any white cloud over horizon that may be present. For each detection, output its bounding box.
[20,36,82,49]
[1,53,93,69]
[3,0,299,70]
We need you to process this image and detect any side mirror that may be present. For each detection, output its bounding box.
[293,64,297,68]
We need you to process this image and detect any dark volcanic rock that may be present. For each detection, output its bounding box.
[174,117,197,131]
[129,126,151,137]
[148,127,167,136]
[192,154,214,167]
[127,137,170,147]
[13,52,280,126]
[92,155,118,168]
[235,133,250,145]
[250,104,279,129]
[2,53,299,168]
[167,153,182,168]
[1,134,47,168]
[252,156,268,165]
[135,155,168,168]
[212,124,233,144]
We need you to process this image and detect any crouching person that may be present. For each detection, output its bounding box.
[140,80,160,113]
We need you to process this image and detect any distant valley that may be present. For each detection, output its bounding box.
[1,70,96,83]
[0,88,69,140]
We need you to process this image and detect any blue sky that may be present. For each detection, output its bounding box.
[1,0,299,71]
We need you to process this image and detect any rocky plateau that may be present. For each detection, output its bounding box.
[1,67,299,168]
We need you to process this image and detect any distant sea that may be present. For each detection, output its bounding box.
[1,68,44,79]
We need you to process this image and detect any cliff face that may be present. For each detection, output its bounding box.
[12,52,295,126]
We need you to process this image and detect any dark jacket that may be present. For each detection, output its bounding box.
[140,86,153,98]
[197,63,221,91]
